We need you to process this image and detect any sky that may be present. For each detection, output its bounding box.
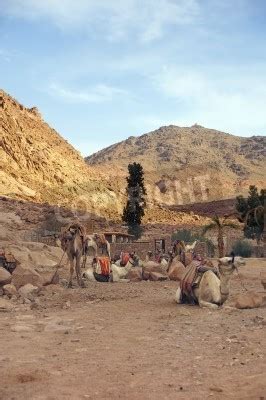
[0,0,265,156]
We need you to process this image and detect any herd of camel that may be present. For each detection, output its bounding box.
[59,223,246,310]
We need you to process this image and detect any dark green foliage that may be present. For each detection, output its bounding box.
[232,240,253,258]
[236,185,265,243]
[122,162,146,239]
[172,228,215,257]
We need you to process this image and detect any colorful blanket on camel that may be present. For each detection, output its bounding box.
[180,260,202,304]
[120,252,130,267]
[96,257,111,276]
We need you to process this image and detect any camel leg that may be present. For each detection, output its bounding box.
[198,299,219,309]
[175,287,182,304]
[68,258,74,288]
[75,255,85,288]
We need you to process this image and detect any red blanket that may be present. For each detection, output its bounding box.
[121,252,130,266]
[97,257,111,276]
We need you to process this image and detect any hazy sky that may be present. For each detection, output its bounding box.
[0,0,265,155]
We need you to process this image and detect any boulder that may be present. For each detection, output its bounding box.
[3,284,17,298]
[149,272,168,282]
[0,298,13,312]
[168,262,186,281]
[18,283,40,300]
[0,267,12,286]
[126,267,143,282]
[233,291,266,309]
[11,264,43,289]
[42,271,60,286]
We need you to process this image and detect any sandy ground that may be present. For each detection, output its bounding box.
[0,259,265,400]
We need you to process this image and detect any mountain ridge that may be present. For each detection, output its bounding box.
[86,124,265,204]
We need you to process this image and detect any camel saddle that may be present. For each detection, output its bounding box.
[96,234,107,246]
[64,223,86,242]
[180,260,204,304]
[180,259,217,304]
[120,252,130,267]
[96,257,111,276]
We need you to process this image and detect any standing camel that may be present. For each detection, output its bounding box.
[93,233,111,258]
[61,223,86,288]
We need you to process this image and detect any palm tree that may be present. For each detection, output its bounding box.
[202,215,239,257]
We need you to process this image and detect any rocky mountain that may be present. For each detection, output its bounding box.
[86,124,265,205]
[0,90,123,220]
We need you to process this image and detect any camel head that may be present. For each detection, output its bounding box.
[129,252,140,267]
[218,253,246,276]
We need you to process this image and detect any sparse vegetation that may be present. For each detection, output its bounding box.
[202,215,239,257]
[172,228,215,257]
[232,240,253,258]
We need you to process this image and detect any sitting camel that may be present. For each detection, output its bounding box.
[185,240,198,252]
[61,223,86,288]
[175,255,246,309]
[111,254,139,282]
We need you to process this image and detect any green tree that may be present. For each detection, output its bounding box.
[122,162,146,239]
[232,240,253,258]
[236,185,265,243]
[171,228,215,257]
[202,215,239,257]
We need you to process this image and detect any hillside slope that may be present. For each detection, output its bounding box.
[0,90,122,219]
[86,124,265,205]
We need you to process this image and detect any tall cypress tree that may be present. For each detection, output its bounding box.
[122,162,146,239]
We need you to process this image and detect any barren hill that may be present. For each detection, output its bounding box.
[86,124,265,205]
[0,90,122,219]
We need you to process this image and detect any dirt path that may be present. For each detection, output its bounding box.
[0,260,266,400]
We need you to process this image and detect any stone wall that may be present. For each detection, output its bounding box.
[110,241,151,260]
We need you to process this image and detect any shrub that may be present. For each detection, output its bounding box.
[232,240,253,258]
[172,229,215,257]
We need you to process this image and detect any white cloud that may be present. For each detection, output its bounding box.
[152,65,266,135]
[1,0,200,42]
[47,82,127,103]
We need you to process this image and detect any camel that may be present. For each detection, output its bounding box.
[111,254,139,282]
[175,255,246,309]
[93,233,111,258]
[61,224,86,288]
[82,254,139,283]
[185,240,198,252]
[172,240,186,257]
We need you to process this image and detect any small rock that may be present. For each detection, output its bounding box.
[0,267,12,286]
[0,298,13,312]
[210,387,223,393]
[18,283,39,300]
[3,284,17,298]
